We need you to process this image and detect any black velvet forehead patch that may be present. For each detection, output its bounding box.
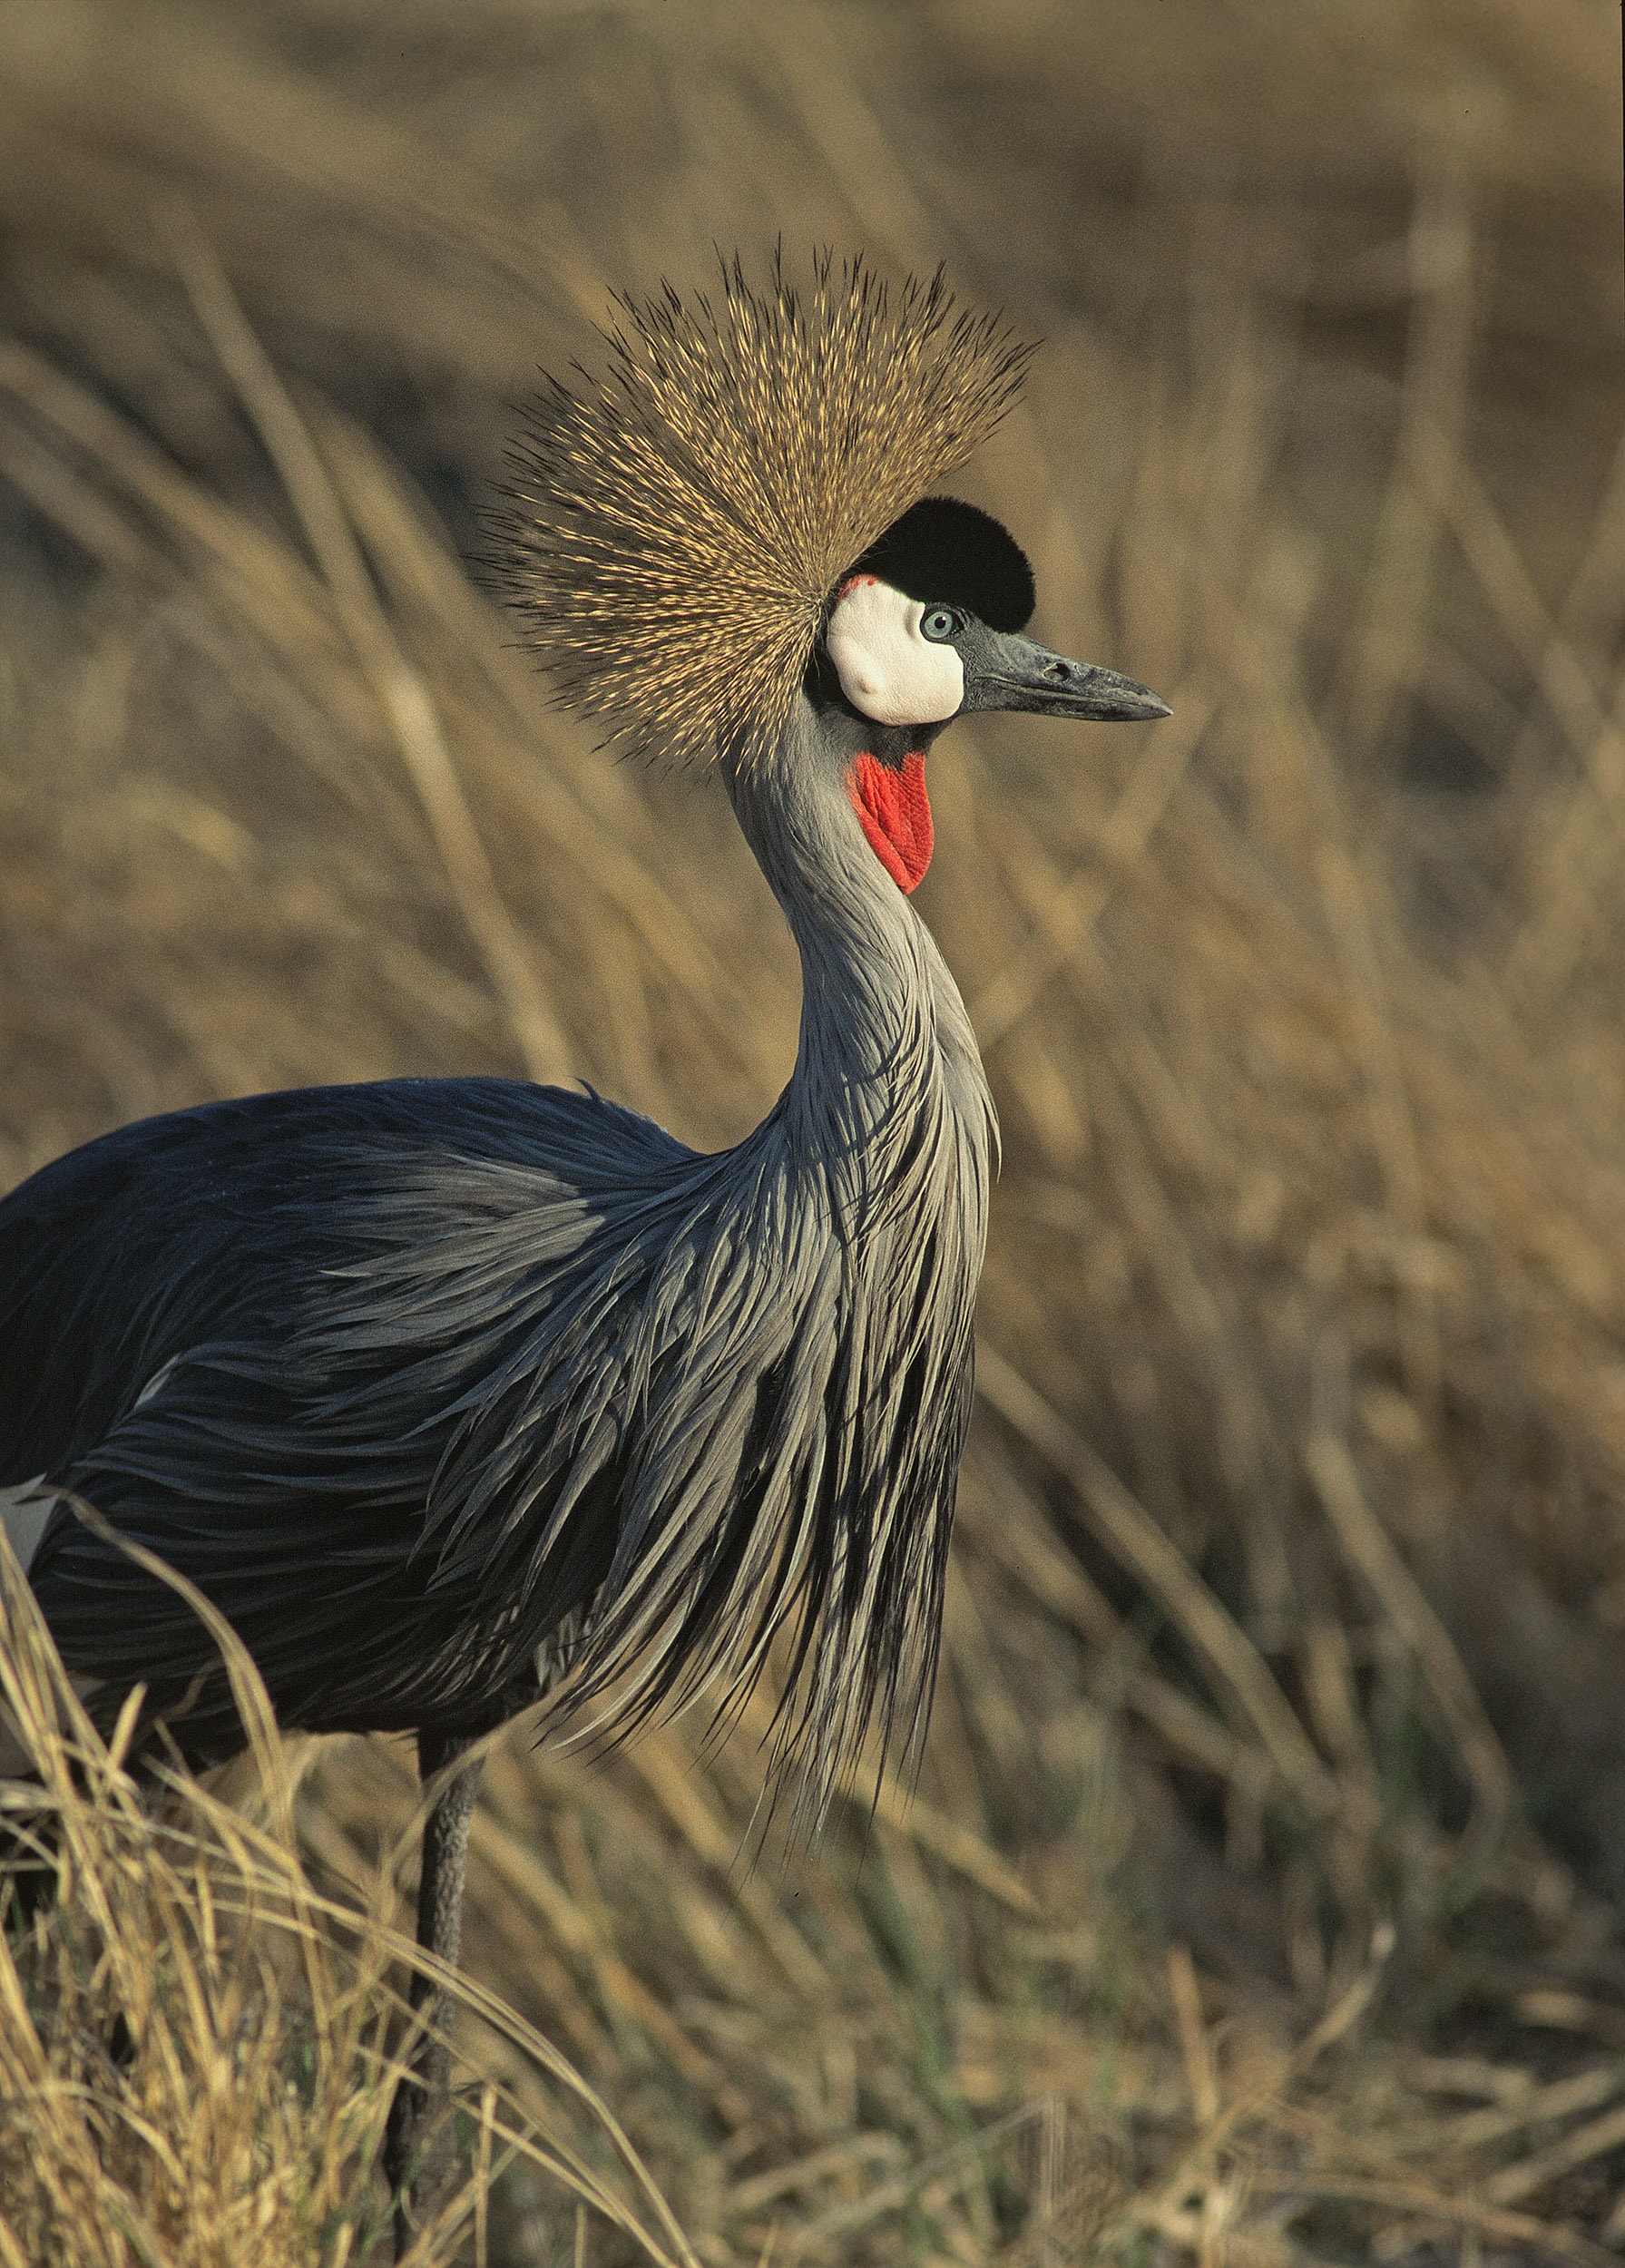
[845,495,1036,632]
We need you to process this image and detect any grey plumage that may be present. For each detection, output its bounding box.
[17,692,993,1836]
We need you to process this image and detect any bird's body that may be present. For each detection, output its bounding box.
[8,697,992,1794]
[0,254,1167,2246]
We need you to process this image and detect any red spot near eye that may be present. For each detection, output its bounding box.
[846,749,934,893]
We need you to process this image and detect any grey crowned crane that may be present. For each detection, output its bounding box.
[0,255,1167,2246]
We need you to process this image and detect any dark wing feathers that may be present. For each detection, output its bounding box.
[14,1079,680,1743]
[12,1070,977,1826]
[0,1078,671,1480]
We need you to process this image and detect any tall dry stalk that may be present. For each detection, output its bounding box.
[0,1524,697,2268]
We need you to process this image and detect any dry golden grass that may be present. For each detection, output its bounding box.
[0,0,1621,2260]
[0,1518,711,2268]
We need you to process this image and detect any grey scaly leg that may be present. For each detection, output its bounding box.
[384,1728,483,2258]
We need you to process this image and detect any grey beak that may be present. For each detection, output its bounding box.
[963,629,1170,722]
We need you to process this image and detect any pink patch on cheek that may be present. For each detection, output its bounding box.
[846,750,934,894]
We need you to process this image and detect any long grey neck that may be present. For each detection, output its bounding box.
[722,697,995,1217]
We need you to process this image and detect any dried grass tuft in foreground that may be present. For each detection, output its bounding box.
[0,1530,406,2264]
[0,1527,696,2268]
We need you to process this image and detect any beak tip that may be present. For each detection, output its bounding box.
[1102,680,1171,723]
[1113,673,1171,721]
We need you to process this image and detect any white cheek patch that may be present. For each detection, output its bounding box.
[827,577,964,728]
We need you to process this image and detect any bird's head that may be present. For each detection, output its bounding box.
[492,253,1168,847]
[808,495,1168,894]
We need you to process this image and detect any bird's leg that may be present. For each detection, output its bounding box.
[384,1728,484,2258]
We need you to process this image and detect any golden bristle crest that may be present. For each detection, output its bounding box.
[491,252,1033,768]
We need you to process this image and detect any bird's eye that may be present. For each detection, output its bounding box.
[920,607,960,643]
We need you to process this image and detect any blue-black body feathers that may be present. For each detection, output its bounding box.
[8,1033,978,1820]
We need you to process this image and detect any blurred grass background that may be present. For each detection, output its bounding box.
[0,0,1621,2260]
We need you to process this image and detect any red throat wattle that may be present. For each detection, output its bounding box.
[846,750,934,894]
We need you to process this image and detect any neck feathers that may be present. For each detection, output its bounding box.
[726,695,996,1215]
[653,696,995,1823]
